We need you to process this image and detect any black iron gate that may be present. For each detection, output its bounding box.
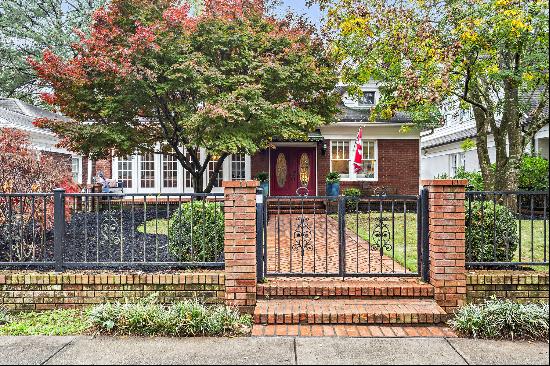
[256,188,430,281]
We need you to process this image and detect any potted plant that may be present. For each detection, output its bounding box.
[255,172,269,196]
[326,172,341,196]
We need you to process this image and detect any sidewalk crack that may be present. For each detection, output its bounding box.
[40,338,74,365]
[445,338,470,365]
[293,337,298,365]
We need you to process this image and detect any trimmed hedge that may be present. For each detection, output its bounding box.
[465,201,518,262]
[168,201,224,262]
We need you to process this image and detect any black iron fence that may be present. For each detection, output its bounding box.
[256,191,430,280]
[0,190,225,270]
[465,190,549,268]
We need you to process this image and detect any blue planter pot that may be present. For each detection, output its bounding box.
[259,181,269,196]
[326,182,340,197]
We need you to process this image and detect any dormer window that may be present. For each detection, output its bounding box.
[358,91,375,106]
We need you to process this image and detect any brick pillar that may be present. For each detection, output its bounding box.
[422,179,467,314]
[222,180,259,314]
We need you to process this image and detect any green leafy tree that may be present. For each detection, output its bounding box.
[30,0,339,192]
[0,0,108,104]
[320,0,549,191]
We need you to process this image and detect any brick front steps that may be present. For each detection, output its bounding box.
[251,324,457,338]
[253,298,447,326]
[257,278,434,299]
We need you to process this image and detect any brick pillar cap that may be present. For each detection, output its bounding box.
[421,179,468,186]
[222,180,260,188]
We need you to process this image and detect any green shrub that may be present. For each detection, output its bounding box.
[465,200,518,262]
[255,171,269,183]
[168,201,224,262]
[326,172,341,184]
[88,295,251,336]
[519,155,549,191]
[0,306,9,325]
[343,188,361,209]
[449,297,549,341]
[454,167,485,191]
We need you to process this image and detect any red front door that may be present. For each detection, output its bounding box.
[270,147,316,196]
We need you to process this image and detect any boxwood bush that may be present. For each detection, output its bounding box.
[449,297,549,341]
[465,201,518,262]
[168,201,224,262]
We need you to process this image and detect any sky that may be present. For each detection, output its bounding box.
[273,0,324,26]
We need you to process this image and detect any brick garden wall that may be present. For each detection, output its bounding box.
[467,271,549,304]
[0,272,225,311]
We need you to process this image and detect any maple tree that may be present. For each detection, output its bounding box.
[0,128,77,255]
[30,0,339,193]
[320,0,549,191]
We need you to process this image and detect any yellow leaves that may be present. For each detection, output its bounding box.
[460,29,479,43]
[339,17,371,36]
[487,64,499,75]
[495,0,511,7]
[522,72,535,82]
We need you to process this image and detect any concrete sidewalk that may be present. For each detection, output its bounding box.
[0,336,548,365]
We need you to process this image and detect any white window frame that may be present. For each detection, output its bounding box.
[161,153,180,192]
[114,149,251,193]
[358,91,376,107]
[138,153,157,192]
[330,139,378,182]
[449,152,465,177]
[116,155,134,190]
[71,156,82,184]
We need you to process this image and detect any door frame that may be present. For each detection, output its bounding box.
[268,143,318,196]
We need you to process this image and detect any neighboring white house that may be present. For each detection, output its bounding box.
[0,97,84,184]
[421,120,549,179]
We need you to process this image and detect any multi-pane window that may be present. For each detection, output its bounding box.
[117,156,133,188]
[71,157,81,184]
[450,153,465,177]
[331,139,378,180]
[140,153,155,188]
[231,153,246,180]
[208,155,224,188]
[357,140,377,179]
[185,150,201,189]
[331,140,350,177]
[358,91,375,106]
[162,154,178,188]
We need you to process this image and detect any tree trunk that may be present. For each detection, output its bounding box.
[473,108,493,190]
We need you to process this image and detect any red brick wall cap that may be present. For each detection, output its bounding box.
[222,180,260,188]
[422,179,468,186]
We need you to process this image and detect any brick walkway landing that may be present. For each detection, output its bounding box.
[251,324,457,338]
[266,214,408,275]
[253,298,447,325]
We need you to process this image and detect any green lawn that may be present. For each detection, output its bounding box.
[0,309,91,336]
[137,219,170,235]
[344,212,419,272]
[343,213,549,272]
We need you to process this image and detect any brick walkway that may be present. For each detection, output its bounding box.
[251,324,458,338]
[265,214,407,275]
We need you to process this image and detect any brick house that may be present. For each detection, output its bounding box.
[100,84,421,195]
[0,97,85,185]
